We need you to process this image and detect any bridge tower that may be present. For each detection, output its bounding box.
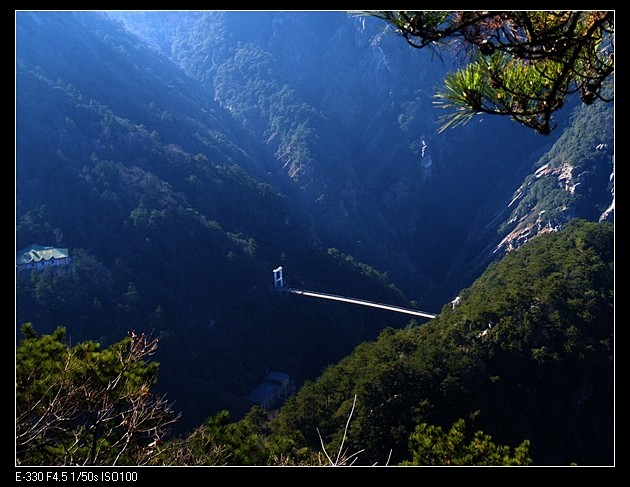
[273,266,284,288]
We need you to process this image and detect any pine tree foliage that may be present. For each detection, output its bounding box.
[16,325,179,466]
[404,418,532,466]
[369,11,614,134]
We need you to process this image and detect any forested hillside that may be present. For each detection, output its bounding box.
[109,11,570,301]
[16,11,613,454]
[16,11,414,433]
[17,220,613,465]
[268,219,614,466]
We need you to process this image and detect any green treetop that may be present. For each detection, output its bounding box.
[16,324,179,466]
[369,11,614,135]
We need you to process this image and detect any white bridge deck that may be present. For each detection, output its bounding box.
[279,287,437,319]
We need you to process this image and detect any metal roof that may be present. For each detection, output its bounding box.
[16,244,69,265]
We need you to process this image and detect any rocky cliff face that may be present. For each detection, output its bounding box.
[495,99,614,256]
[599,167,615,223]
[496,162,578,253]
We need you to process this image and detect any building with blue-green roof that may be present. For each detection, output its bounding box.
[16,244,70,272]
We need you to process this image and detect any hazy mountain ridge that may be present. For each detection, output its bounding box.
[16,11,414,432]
[109,11,432,291]
[110,11,573,303]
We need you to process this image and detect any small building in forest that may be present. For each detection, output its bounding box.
[245,371,295,411]
[16,244,70,272]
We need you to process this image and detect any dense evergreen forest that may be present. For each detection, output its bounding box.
[269,220,614,466]
[16,11,613,465]
[17,220,613,465]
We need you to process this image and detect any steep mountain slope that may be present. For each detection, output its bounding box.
[15,11,414,433]
[497,96,614,252]
[109,11,563,305]
[271,220,614,466]
[439,96,614,299]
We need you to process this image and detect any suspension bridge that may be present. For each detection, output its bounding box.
[272,266,437,319]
